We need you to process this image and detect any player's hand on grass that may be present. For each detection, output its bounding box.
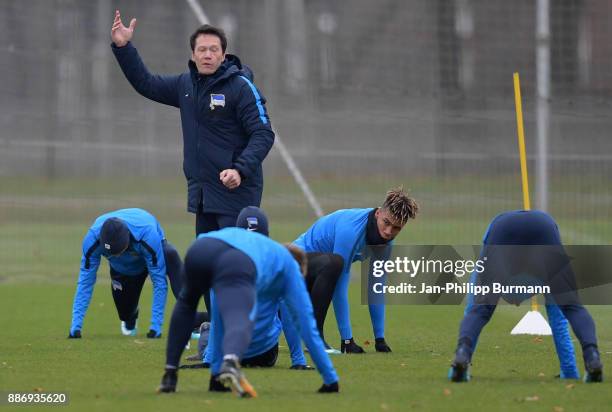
[68,330,82,339]
[375,337,392,353]
[220,169,242,189]
[341,337,365,353]
[147,329,161,338]
[317,382,339,393]
[111,9,136,47]
[290,364,315,370]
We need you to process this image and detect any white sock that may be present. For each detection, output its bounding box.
[223,354,239,363]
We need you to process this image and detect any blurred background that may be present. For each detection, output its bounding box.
[1,0,612,281]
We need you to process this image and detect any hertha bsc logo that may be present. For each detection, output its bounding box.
[246,217,259,231]
[210,94,225,110]
[111,280,123,291]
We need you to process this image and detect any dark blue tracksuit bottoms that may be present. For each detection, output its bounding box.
[458,211,598,357]
[165,237,255,369]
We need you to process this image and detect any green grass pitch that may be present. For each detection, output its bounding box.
[2,283,611,411]
[1,176,611,410]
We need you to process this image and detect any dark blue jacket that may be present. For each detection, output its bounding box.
[112,42,275,215]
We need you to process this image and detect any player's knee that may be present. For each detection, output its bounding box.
[328,254,344,279]
[480,305,496,320]
[163,241,180,264]
[467,304,495,320]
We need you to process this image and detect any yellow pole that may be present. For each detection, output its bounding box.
[512,72,538,312]
[513,73,531,211]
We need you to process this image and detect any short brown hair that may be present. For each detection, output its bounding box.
[285,244,308,277]
[190,24,227,52]
[381,187,419,225]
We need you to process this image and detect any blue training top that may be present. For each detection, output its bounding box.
[203,295,306,366]
[202,227,338,384]
[70,208,168,334]
[293,208,390,340]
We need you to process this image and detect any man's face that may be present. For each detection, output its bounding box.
[191,34,225,75]
[375,208,404,241]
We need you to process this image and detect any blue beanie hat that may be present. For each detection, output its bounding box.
[100,217,130,255]
[236,206,269,236]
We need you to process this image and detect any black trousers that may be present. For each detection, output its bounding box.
[241,344,279,368]
[110,268,147,327]
[109,241,206,328]
[304,252,344,341]
[195,212,238,236]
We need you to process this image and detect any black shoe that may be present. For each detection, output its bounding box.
[209,374,231,392]
[290,364,315,370]
[68,330,82,339]
[375,337,392,353]
[317,381,339,393]
[157,368,177,393]
[584,346,603,383]
[449,344,471,382]
[340,338,365,354]
[218,358,257,398]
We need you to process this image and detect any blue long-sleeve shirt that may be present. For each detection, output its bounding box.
[202,228,338,384]
[70,208,168,334]
[293,208,388,339]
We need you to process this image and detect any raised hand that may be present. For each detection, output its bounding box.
[111,9,136,47]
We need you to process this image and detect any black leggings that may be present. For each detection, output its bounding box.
[305,252,344,341]
[163,241,210,328]
[110,269,147,327]
[162,241,184,300]
[109,241,184,327]
[241,344,279,368]
[194,212,238,314]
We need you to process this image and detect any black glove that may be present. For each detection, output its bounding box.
[317,382,339,393]
[147,330,161,339]
[290,364,315,370]
[375,337,392,353]
[68,330,82,339]
[209,374,231,392]
[340,338,365,354]
[179,362,210,370]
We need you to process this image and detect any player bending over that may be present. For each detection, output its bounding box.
[184,206,316,370]
[158,215,339,397]
[450,210,603,383]
[293,187,418,353]
[69,208,187,339]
